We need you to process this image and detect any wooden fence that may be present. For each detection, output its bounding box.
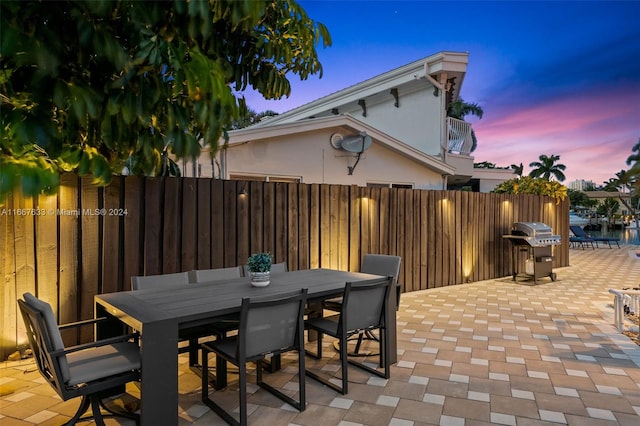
[0,174,570,359]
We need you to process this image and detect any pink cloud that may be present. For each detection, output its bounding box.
[473,87,639,185]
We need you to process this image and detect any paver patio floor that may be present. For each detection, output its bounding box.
[2,246,639,425]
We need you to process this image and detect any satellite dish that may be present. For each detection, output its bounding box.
[330,133,344,149]
[340,133,372,153]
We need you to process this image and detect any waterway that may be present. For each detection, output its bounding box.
[588,227,640,245]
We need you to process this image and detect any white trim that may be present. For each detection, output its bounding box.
[251,51,468,128]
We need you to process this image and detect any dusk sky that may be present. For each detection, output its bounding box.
[243,0,640,186]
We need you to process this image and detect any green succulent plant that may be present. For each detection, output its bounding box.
[247,252,272,273]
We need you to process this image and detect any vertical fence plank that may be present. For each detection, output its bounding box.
[102,177,123,293]
[247,181,264,260]
[196,179,212,269]
[1,195,17,359]
[79,179,100,342]
[211,180,224,268]
[223,180,238,267]
[337,185,350,270]
[297,184,310,271]
[162,178,182,273]
[143,178,163,275]
[287,183,300,271]
[359,187,371,259]
[237,181,250,264]
[13,192,36,322]
[275,183,288,265]
[123,176,143,288]
[348,186,360,272]
[378,188,390,254]
[410,189,421,292]
[58,175,79,344]
[368,187,380,254]
[181,178,198,272]
[309,184,321,269]
[35,194,59,306]
[194,179,212,269]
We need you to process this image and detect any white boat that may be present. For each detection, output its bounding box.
[569,213,589,227]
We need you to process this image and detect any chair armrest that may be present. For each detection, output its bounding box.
[58,317,109,331]
[53,333,139,357]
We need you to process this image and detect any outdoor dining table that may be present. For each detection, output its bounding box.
[94,268,398,425]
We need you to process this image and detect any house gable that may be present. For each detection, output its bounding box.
[252,52,469,157]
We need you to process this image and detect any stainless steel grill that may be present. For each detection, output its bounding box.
[503,222,561,283]
[506,222,562,247]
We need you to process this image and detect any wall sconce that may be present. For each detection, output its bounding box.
[239,183,248,197]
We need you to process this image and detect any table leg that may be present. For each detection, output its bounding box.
[138,320,178,425]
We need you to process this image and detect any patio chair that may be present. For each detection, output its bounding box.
[188,266,243,282]
[18,293,140,425]
[323,254,401,356]
[305,276,393,394]
[131,272,231,386]
[188,267,244,388]
[201,289,308,426]
[130,271,190,290]
[570,225,620,248]
[569,235,595,249]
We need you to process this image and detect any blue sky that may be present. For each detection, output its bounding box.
[242,0,640,185]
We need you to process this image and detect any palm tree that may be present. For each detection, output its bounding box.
[446,98,484,152]
[230,106,279,129]
[528,154,566,182]
[510,163,524,177]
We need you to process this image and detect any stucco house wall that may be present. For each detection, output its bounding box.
[328,87,443,156]
[224,127,446,188]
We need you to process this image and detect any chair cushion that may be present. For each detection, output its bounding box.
[23,293,71,383]
[305,315,340,336]
[66,341,140,386]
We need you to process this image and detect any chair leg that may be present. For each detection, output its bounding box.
[189,338,199,366]
[65,395,91,425]
[201,346,241,426]
[90,397,106,426]
[340,332,348,394]
[238,362,247,426]
[347,326,390,380]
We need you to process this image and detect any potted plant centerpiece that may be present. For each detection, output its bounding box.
[247,252,272,287]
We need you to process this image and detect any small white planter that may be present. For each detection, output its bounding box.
[250,271,270,287]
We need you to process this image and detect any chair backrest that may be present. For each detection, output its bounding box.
[188,266,243,283]
[242,261,288,276]
[361,254,401,283]
[569,225,587,238]
[341,276,392,333]
[18,293,71,392]
[239,289,307,360]
[131,271,190,290]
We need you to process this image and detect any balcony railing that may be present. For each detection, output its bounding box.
[447,117,473,155]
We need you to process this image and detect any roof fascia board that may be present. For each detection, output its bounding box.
[253,51,467,128]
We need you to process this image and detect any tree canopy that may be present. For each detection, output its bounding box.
[528,154,566,182]
[492,176,567,204]
[0,0,331,200]
[446,98,483,152]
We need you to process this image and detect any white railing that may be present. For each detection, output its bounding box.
[447,117,473,155]
[608,288,640,338]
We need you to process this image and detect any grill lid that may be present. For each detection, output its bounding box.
[505,222,561,247]
[512,222,553,237]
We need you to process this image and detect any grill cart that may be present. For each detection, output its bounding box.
[502,222,562,283]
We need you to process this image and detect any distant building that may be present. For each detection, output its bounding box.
[585,191,632,215]
[567,179,595,191]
